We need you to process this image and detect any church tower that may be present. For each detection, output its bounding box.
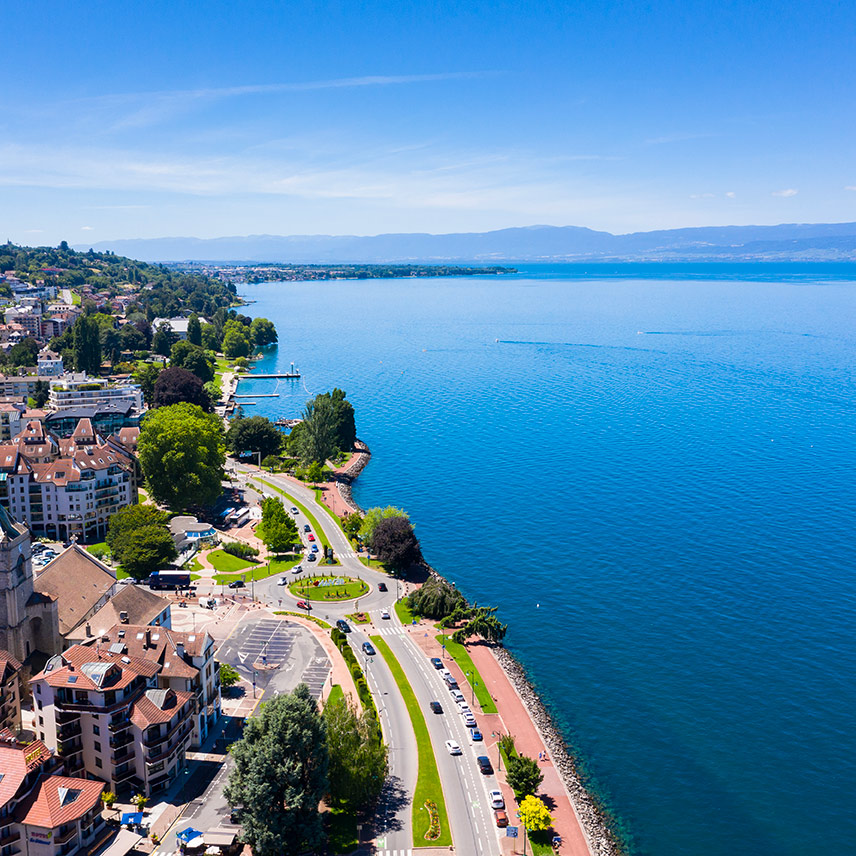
[0,505,39,661]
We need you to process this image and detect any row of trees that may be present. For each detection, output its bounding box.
[224,683,388,856]
[407,577,508,643]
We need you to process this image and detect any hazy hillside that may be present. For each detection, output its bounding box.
[83,222,856,263]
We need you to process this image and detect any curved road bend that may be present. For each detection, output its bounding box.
[232,464,504,854]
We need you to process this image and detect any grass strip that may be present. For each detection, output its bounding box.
[273,610,331,629]
[207,549,255,573]
[370,635,452,848]
[213,554,300,583]
[254,478,339,560]
[436,634,498,714]
[395,597,416,624]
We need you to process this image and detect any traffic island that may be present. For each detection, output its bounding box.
[288,574,369,601]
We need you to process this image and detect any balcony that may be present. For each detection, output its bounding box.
[145,722,192,764]
[55,708,79,725]
[54,827,78,845]
[0,830,21,848]
[108,717,131,732]
[57,736,83,755]
[113,765,137,783]
[111,745,132,764]
[65,753,84,773]
[109,730,133,749]
[57,720,82,740]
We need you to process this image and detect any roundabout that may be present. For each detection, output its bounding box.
[288,573,369,601]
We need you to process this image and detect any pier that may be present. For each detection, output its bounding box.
[234,393,280,398]
[248,372,300,379]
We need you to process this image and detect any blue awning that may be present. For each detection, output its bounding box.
[176,828,204,844]
[120,812,143,825]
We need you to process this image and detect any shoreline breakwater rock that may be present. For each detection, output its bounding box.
[336,439,371,514]
[493,644,627,856]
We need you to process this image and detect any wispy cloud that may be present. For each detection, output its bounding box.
[845,185,856,192]
[81,226,94,230]
[772,188,798,197]
[725,191,736,198]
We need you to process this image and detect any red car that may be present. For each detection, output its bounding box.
[296,600,311,610]
[494,810,508,828]
[307,533,316,542]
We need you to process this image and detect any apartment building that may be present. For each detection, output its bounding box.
[95,625,220,748]
[0,650,23,733]
[0,418,138,543]
[36,351,63,378]
[0,729,106,856]
[48,375,143,413]
[31,645,194,798]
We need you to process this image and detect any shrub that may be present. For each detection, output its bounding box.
[222,541,259,560]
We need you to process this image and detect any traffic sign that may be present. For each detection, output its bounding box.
[506,826,519,838]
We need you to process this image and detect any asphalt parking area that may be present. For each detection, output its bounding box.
[240,618,298,668]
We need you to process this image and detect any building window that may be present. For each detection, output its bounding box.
[93,724,100,735]
[36,700,42,710]
[93,741,101,752]
[95,758,102,768]
[38,716,44,725]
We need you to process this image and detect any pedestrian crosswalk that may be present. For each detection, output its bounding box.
[373,625,406,637]
[375,850,412,856]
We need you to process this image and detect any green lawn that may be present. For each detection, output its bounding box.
[184,556,204,573]
[325,684,345,708]
[371,636,452,848]
[358,555,395,574]
[254,478,339,562]
[207,549,255,573]
[289,575,368,601]
[346,612,371,624]
[395,597,416,625]
[213,554,300,584]
[324,806,358,855]
[435,634,498,714]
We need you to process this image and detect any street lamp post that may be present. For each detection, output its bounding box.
[466,670,474,705]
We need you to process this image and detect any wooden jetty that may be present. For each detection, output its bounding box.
[234,393,280,398]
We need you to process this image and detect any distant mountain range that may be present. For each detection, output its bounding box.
[82,222,856,263]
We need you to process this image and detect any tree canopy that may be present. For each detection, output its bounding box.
[251,317,277,347]
[106,504,177,579]
[72,316,101,374]
[152,366,212,411]
[256,497,298,554]
[226,416,282,461]
[224,684,328,856]
[170,340,215,383]
[407,575,466,619]
[137,403,225,510]
[358,506,409,550]
[371,516,421,571]
[505,752,544,801]
[518,795,553,832]
[132,362,163,405]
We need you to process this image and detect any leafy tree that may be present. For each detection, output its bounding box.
[450,606,508,645]
[250,317,278,347]
[9,338,39,367]
[296,460,325,483]
[226,416,282,461]
[32,379,50,408]
[256,497,298,554]
[120,323,146,352]
[72,316,101,374]
[224,684,328,856]
[201,323,220,351]
[153,366,212,411]
[106,504,170,554]
[132,363,162,405]
[358,506,409,549]
[219,663,241,688]
[371,516,421,571]
[284,420,306,457]
[518,795,553,833]
[118,525,179,579]
[222,326,250,358]
[187,313,202,347]
[296,396,338,464]
[324,693,388,811]
[170,340,215,383]
[151,322,175,357]
[407,576,466,619]
[506,753,544,800]
[341,513,362,539]
[314,388,356,451]
[137,403,225,510]
[101,791,117,812]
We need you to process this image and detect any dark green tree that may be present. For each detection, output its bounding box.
[186,313,202,346]
[132,363,162,405]
[72,316,101,374]
[118,525,178,579]
[107,504,171,555]
[256,497,298,554]
[297,396,338,464]
[219,663,241,688]
[371,516,421,571]
[226,416,282,461]
[407,576,466,619]
[316,388,356,451]
[341,513,362,539]
[357,506,409,549]
[170,340,215,383]
[505,753,544,800]
[32,380,50,408]
[152,322,175,356]
[153,367,212,411]
[222,326,251,358]
[224,684,328,856]
[137,403,225,510]
[324,694,388,811]
[9,338,39,367]
[250,317,277,347]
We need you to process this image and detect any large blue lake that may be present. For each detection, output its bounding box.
[237,264,856,856]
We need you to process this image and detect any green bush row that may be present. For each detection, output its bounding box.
[222,541,259,560]
[330,629,381,742]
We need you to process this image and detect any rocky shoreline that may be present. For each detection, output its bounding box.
[493,646,627,856]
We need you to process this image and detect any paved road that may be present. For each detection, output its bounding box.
[223,464,504,855]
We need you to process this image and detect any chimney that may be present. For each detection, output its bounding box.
[144,629,151,649]
[119,611,129,624]
[85,623,91,638]
[176,642,185,661]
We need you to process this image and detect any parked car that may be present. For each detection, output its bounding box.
[119,577,137,585]
[489,790,505,809]
[450,690,465,704]
[378,582,387,592]
[494,809,508,828]
[32,543,45,553]
[429,701,443,714]
[457,701,471,714]
[430,657,443,669]
[336,619,351,633]
[445,740,462,755]
[303,524,311,532]
[307,533,316,542]
[290,507,299,514]
[296,600,311,610]
[477,756,493,775]
[362,642,376,656]
[463,713,477,728]
[470,729,483,742]
[228,580,245,589]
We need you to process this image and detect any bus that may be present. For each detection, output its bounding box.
[148,570,192,590]
[232,508,250,527]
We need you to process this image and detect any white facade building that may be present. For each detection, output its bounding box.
[48,374,143,413]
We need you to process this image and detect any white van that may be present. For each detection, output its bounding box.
[198,596,217,609]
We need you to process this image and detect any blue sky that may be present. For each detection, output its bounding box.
[2,0,855,243]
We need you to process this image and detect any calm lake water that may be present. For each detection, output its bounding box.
[237,264,856,856]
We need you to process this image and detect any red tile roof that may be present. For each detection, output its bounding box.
[16,774,104,828]
[0,735,52,812]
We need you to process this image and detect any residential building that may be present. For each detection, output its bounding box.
[0,418,138,543]
[0,729,106,856]
[31,645,194,797]
[0,375,54,403]
[0,401,24,442]
[95,625,220,747]
[36,351,63,378]
[33,546,116,647]
[48,374,143,413]
[65,588,171,646]
[0,506,61,662]
[3,306,42,339]
[43,405,138,439]
[150,317,207,340]
[0,650,23,733]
